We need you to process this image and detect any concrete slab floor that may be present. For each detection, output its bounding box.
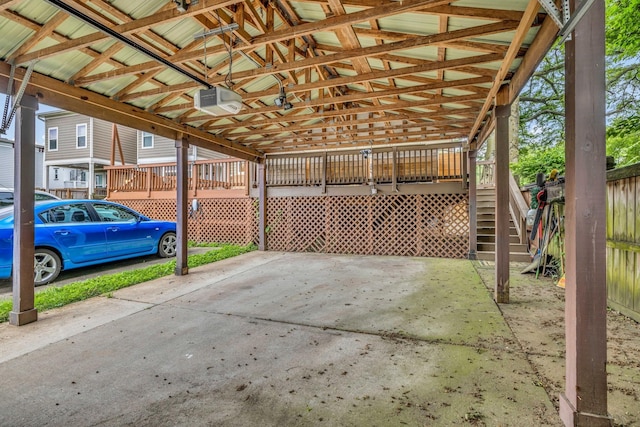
[0,252,564,426]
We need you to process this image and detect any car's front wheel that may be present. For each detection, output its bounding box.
[158,232,177,258]
[34,248,61,286]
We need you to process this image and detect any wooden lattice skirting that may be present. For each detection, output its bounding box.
[113,193,469,258]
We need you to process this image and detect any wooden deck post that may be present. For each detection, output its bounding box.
[258,162,267,251]
[559,0,611,425]
[175,136,189,276]
[146,168,152,198]
[321,152,327,194]
[494,102,511,303]
[10,94,38,326]
[392,146,398,192]
[192,163,198,197]
[468,149,477,260]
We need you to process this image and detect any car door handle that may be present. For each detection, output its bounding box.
[106,227,120,232]
[54,230,70,236]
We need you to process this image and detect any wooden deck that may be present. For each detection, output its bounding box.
[105,144,465,199]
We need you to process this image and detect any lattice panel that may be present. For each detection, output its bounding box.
[115,199,176,221]
[112,194,469,258]
[189,198,256,244]
[371,195,420,256]
[111,198,256,245]
[264,194,469,258]
[265,197,327,252]
[417,194,469,258]
[326,197,374,254]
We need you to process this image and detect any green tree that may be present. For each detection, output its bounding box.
[511,144,565,185]
[515,0,640,172]
[606,115,640,166]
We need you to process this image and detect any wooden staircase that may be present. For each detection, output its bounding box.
[475,188,532,263]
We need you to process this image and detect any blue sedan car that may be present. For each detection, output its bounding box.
[0,200,177,286]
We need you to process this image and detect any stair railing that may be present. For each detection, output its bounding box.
[509,171,529,244]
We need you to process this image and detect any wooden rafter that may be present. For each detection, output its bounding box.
[0,0,557,154]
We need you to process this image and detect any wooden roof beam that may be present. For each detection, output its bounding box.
[0,62,263,162]
[224,115,476,139]
[73,19,516,88]
[13,0,244,64]
[205,104,479,130]
[247,128,467,149]
[468,0,542,142]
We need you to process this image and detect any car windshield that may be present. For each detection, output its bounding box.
[0,190,59,207]
[0,206,13,220]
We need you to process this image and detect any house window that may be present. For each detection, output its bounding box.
[70,169,86,182]
[76,124,87,148]
[142,132,154,149]
[48,127,58,151]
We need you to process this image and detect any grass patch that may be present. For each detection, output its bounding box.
[0,243,255,324]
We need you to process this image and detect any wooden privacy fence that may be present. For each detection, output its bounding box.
[606,164,640,322]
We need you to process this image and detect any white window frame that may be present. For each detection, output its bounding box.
[141,131,154,149]
[48,127,58,151]
[76,123,87,148]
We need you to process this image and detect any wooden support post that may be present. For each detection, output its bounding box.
[392,146,398,192]
[321,152,327,194]
[10,94,38,326]
[244,161,250,196]
[559,0,611,425]
[146,168,152,198]
[495,103,511,303]
[192,163,198,197]
[258,163,267,251]
[175,136,189,276]
[468,149,477,260]
[461,148,468,191]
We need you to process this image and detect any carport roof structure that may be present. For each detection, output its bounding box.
[0,0,559,161]
[1,1,613,426]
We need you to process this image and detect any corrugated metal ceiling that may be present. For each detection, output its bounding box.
[0,0,559,159]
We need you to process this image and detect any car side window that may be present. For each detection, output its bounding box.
[0,192,13,207]
[35,193,57,201]
[93,203,137,222]
[42,203,91,224]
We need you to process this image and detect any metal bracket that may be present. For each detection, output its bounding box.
[0,61,36,135]
[538,0,597,43]
[538,0,565,28]
[558,0,597,43]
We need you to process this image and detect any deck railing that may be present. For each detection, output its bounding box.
[477,159,495,188]
[107,159,248,198]
[265,145,464,187]
[106,144,465,197]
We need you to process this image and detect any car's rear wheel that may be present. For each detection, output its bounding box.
[34,249,61,286]
[158,232,177,258]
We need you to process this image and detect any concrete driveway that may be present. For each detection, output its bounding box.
[0,252,561,426]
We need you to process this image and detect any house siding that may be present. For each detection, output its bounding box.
[0,140,14,188]
[138,133,229,163]
[92,120,137,164]
[197,146,228,160]
[44,113,92,162]
[0,139,45,188]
